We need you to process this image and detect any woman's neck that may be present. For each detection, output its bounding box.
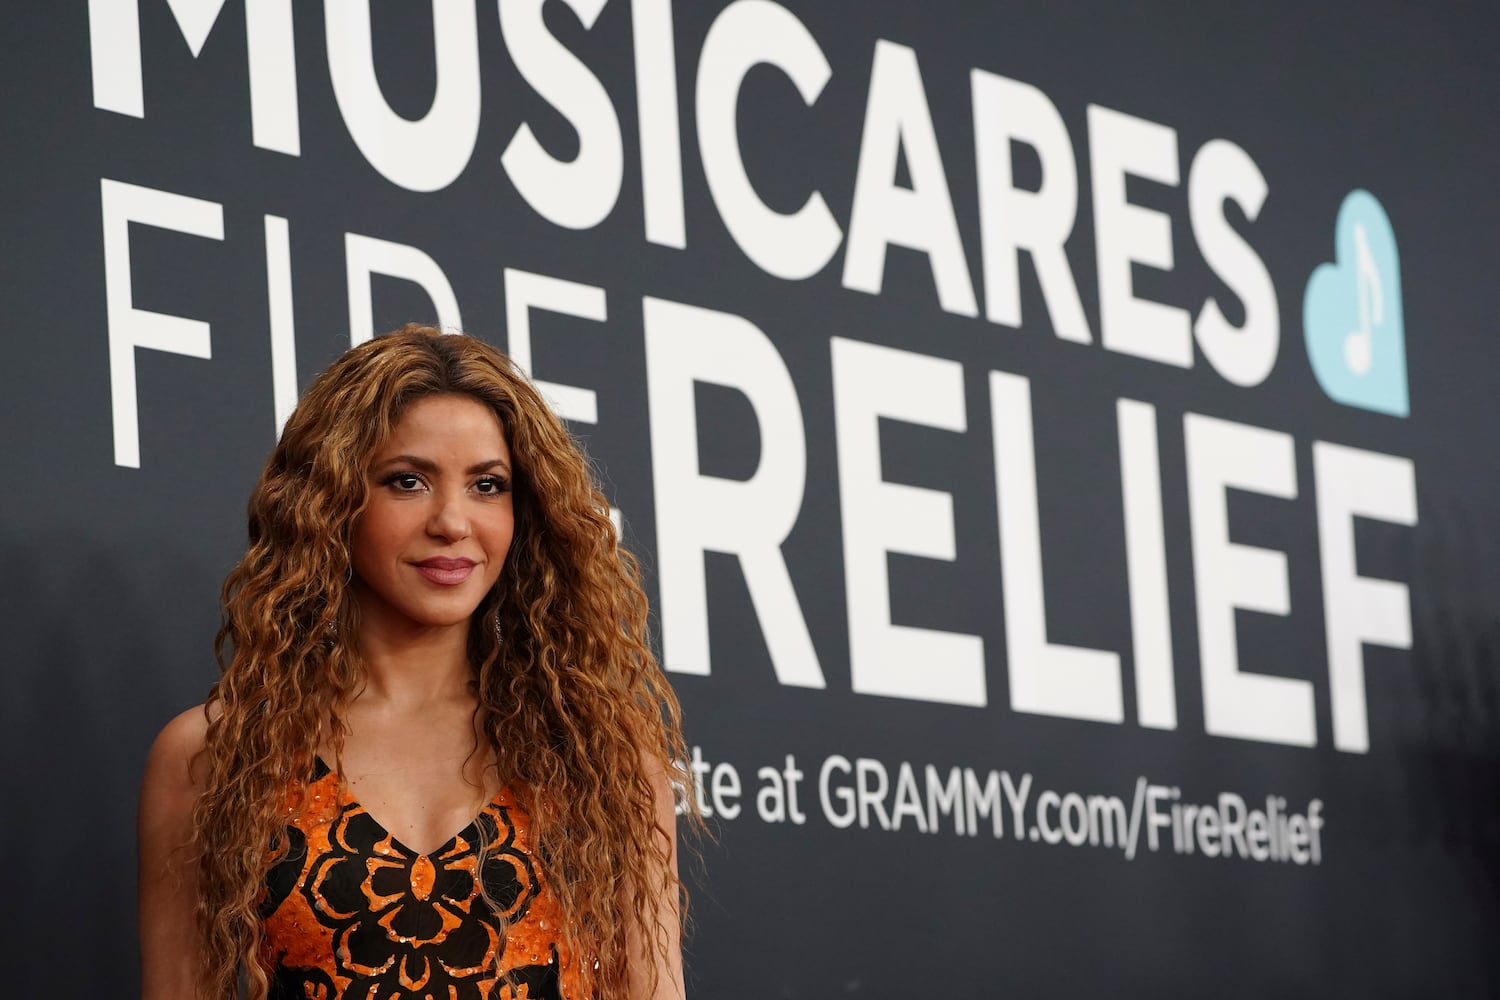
[353,618,474,711]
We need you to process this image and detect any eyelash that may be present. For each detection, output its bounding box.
[378,472,511,495]
[380,472,423,492]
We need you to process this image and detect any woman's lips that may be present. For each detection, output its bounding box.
[413,557,476,586]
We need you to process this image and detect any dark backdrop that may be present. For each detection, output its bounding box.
[2,3,1497,996]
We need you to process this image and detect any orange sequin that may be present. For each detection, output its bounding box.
[258,761,581,999]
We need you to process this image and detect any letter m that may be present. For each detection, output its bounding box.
[88,0,299,153]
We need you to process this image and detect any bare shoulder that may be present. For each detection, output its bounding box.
[146,704,210,781]
[141,702,219,812]
[139,703,214,998]
[156,703,211,752]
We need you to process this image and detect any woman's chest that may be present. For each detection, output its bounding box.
[260,765,580,999]
[322,713,502,858]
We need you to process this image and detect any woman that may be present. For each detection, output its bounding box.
[139,326,690,999]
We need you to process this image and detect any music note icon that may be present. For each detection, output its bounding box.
[1303,189,1407,416]
[1343,223,1383,376]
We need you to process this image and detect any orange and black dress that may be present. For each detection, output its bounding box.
[259,758,582,999]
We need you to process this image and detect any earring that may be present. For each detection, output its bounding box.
[493,614,503,646]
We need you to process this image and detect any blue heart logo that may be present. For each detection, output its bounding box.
[1302,190,1408,417]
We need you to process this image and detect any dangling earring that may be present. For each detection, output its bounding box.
[493,614,503,646]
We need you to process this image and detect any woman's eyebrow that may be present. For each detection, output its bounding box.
[374,453,438,473]
[373,454,510,475]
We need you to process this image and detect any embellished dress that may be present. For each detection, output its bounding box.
[259,758,581,1000]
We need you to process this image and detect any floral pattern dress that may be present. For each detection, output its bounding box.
[259,759,580,1000]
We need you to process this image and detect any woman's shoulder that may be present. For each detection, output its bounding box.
[143,702,217,795]
[153,702,211,755]
[138,704,215,997]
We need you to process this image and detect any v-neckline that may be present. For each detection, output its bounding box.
[313,755,498,859]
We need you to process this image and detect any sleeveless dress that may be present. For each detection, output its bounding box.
[258,758,582,1000]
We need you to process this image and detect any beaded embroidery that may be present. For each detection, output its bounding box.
[259,760,577,999]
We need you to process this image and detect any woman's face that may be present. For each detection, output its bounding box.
[350,393,515,637]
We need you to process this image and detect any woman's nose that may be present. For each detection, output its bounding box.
[426,492,472,540]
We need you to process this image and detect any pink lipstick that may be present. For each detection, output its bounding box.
[413,557,476,586]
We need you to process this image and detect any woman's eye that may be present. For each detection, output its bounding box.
[383,473,424,491]
[475,476,510,496]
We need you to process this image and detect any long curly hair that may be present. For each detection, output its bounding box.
[192,325,689,999]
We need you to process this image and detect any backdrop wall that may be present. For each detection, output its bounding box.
[3,3,1498,996]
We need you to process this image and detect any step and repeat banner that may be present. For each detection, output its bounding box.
[2,2,1498,996]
